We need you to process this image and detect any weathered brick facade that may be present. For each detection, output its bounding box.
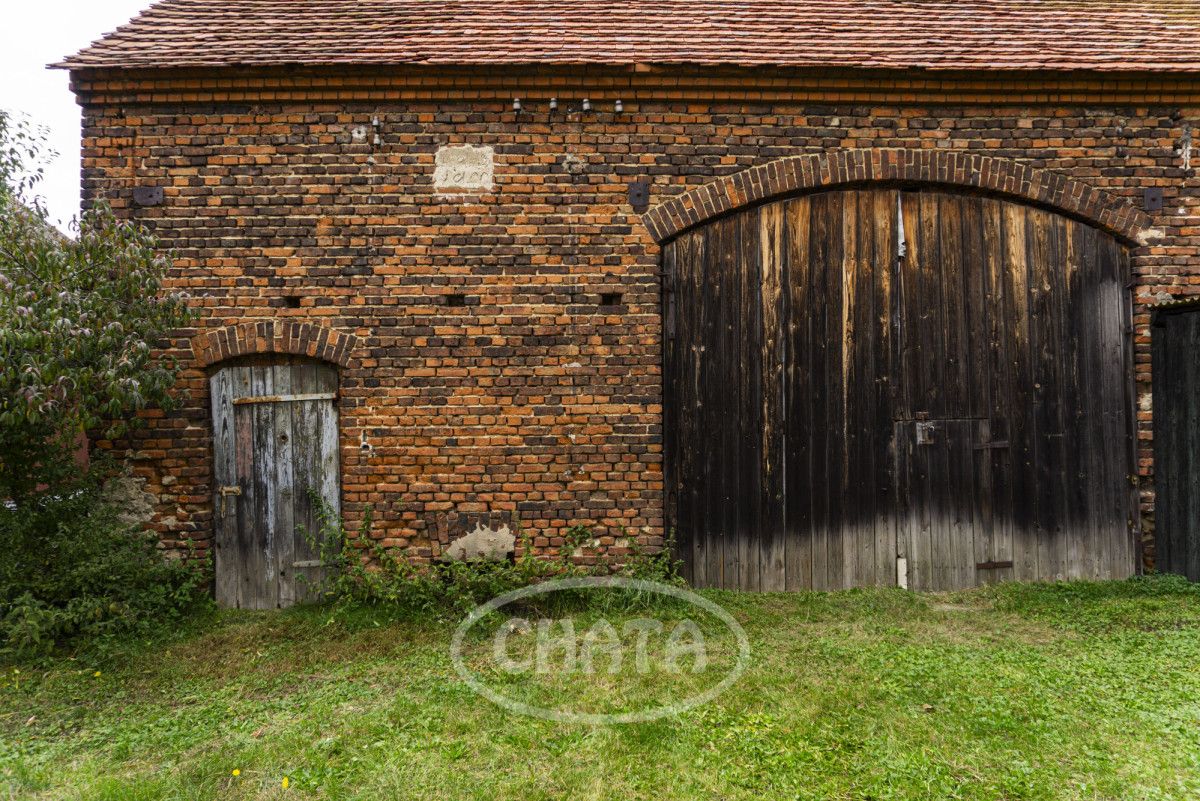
[71,69,1200,569]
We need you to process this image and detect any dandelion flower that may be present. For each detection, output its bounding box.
[93,671,102,678]
[282,776,290,789]
[231,769,241,777]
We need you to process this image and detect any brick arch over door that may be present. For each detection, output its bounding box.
[191,321,361,369]
[641,149,1152,246]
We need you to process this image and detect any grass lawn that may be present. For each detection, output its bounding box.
[2,577,1200,800]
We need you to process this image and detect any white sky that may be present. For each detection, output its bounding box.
[1,0,155,232]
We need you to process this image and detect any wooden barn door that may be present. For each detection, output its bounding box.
[1153,307,1200,580]
[209,358,340,609]
[664,188,1136,591]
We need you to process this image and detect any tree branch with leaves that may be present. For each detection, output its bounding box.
[0,111,193,501]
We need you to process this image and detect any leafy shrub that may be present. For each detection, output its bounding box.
[0,110,193,502]
[305,498,682,617]
[0,472,208,655]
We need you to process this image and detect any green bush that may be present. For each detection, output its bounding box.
[305,498,682,617]
[0,472,208,655]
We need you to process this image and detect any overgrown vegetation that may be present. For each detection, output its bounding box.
[3,578,1200,800]
[306,498,684,618]
[0,111,193,502]
[0,110,203,654]
[0,469,207,656]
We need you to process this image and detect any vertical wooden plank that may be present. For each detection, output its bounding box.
[1173,312,1194,579]
[1030,208,1067,582]
[209,368,239,608]
[1062,224,1092,580]
[981,198,1015,584]
[897,192,929,588]
[251,365,278,610]
[807,192,839,591]
[938,193,969,418]
[873,190,898,587]
[759,202,787,591]
[961,197,990,588]
[680,231,707,589]
[893,422,914,589]
[917,192,944,417]
[739,209,758,592]
[661,241,679,577]
[1117,247,1141,581]
[720,215,742,589]
[1047,216,1075,583]
[1002,203,1038,582]
[974,418,997,584]
[826,192,848,591]
[914,422,937,591]
[784,197,814,590]
[315,364,341,597]
[940,194,974,589]
[1099,240,1138,580]
[1178,311,1196,579]
[1184,312,1200,580]
[232,367,259,610]
[838,191,860,589]
[956,419,982,590]
[847,190,882,587]
[704,218,733,588]
[702,220,724,588]
[663,238,686,583]
[738,209,763,591]
[273,363,296,609]
[291,363,319,600]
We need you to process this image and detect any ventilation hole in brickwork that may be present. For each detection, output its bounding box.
[600,292,622,307]
[445,293,467,307]
[283,295,302,309]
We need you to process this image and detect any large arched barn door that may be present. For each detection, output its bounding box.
[209,357,340,609]
[663,188,1137,591]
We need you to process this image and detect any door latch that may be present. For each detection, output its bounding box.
[915,421,937,446]
[218,485,242,516]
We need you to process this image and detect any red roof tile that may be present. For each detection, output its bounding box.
[57,0,1200,72]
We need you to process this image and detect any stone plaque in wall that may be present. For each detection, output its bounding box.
[434,145,494,193]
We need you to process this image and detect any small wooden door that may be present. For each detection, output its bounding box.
[209,357,340,609]
[1153,307,1200,581]
[894,419,1014,591]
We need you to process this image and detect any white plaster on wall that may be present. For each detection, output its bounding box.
[435,145,494,193]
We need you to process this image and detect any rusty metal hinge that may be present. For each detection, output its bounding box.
[218,485,241,516]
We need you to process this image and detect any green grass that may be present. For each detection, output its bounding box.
[3,577,1200,800]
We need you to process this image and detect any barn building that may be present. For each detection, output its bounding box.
[58,1,1200,606]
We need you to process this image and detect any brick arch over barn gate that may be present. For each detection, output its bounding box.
[651,151,1149,591]
[641,150,1153,246]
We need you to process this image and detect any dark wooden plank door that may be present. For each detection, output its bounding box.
[664,188,1136,591]
[894,419,1011,591]
[210,358,340,609]
[1153,308,1200,581]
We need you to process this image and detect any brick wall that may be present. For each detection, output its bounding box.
[74,70,1200,569]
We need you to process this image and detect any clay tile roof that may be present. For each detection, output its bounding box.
[57,0,1200,72]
